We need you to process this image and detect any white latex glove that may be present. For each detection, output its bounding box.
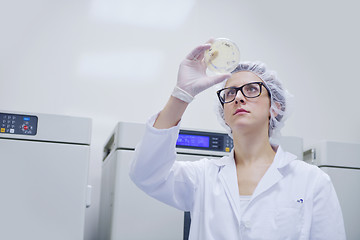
[172,42,231,103]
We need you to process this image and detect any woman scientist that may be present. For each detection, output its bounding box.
[129,41,346,239]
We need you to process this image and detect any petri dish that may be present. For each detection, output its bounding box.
[204,38,240,73]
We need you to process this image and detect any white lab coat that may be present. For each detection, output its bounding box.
[129,115,346,240]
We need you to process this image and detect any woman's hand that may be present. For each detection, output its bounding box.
[172,41,231,103]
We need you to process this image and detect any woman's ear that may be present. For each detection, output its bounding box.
[270,101,282,118]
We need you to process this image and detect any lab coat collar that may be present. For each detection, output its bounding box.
[273,145,298,170]
[215,153,242,225]
[213,145,298,223]
[251,146,297,201]
[213,145,297,170]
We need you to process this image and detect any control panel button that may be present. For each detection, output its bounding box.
[0,112,38,136]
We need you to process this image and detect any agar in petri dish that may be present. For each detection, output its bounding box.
[204,38,240,73]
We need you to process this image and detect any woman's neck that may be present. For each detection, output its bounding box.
[232,128,276,167]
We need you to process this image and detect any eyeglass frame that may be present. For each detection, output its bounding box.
[217,81,271,105]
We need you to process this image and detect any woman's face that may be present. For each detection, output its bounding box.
[223,71,271,134]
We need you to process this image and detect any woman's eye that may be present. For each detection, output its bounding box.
[226,89,236,96]
[249,87,257,92]
[245,85,259,92]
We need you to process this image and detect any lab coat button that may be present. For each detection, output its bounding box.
[244,220,251,229]
[240,224,245,231]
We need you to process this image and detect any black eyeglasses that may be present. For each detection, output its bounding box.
[217,82,270,104]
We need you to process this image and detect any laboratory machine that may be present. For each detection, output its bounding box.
[304,141,360,240]
[98,121,304,240]
[0,111,92,240]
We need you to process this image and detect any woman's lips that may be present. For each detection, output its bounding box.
[234,108,249,115]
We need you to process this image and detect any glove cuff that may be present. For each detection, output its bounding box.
[171,86,194,103]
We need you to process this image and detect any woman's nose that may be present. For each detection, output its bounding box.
[234,90,246,104]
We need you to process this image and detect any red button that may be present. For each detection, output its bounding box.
[23,125,28,130]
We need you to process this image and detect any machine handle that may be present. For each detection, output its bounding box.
[303,148,316,164]
[86,185,92,208]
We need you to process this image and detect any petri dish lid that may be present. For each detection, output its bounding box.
[204,38,240,73]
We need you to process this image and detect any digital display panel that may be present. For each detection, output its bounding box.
[176,134,210,148]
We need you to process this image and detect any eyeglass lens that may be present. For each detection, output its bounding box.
[220,83,261,103]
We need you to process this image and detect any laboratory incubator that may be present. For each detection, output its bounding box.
[304,141,360,239]
[0,111,92,240]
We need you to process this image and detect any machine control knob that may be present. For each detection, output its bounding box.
[20,124,33,134]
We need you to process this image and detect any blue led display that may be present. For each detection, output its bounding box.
[176,134,210,148]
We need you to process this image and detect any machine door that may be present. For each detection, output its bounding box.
[320,167,360,239]
[0,139,90,240]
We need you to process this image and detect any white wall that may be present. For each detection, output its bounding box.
[1,0,359,239]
